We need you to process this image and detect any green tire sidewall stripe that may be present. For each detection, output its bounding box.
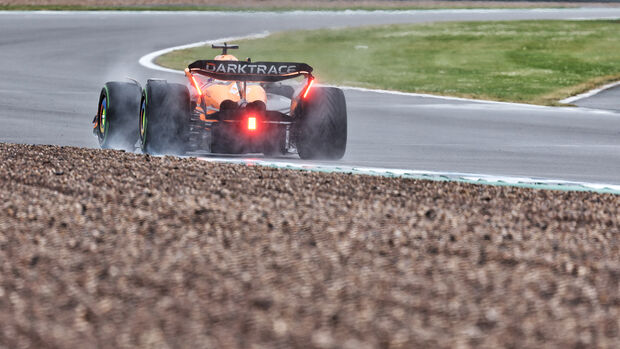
[141,88,148,148]
[101,85,110,145]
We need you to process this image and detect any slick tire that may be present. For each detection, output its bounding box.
[296,87,347,160]
[139,80,190,155]
[95,81,141,150]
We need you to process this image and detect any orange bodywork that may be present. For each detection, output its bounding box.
[185,54,267,122]
[201,81,266,115]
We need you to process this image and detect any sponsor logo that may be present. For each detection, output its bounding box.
[206,62,299,75]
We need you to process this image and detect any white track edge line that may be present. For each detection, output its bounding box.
[325,85,553,107]
[560,80,620,104]
[138,31,271,75]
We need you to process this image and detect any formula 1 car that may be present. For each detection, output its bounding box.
[93,43,347,159]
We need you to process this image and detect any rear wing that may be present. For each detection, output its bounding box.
[187,60,313,82]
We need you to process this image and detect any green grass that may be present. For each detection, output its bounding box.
[157,20,620,105]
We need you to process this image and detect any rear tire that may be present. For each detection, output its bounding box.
[95,82,141,150]
[139,80,190,155]
[295,87,347,160]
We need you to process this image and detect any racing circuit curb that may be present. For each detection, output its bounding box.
[198,158,620,195]
[141,31,620,195]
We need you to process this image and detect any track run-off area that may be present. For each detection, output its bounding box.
[1,9,620,190]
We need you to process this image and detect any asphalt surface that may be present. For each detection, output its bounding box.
[575,84,620,112]
[1,9,620,183]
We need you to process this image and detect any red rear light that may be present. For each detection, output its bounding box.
[185,69,203,96]
[247,116,257,131]
[302,78,315,99]
[190,75,203,96]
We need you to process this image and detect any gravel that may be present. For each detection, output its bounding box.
[1,143,620,348]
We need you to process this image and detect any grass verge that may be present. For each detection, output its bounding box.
[158,20,620,105]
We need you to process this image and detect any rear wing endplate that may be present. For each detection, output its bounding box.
[188,60,313,82]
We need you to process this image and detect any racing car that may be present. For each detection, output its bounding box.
[93,43,347,159]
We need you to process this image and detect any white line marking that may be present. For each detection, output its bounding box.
[329,85,552,108]
[560,80,620,104]
[138,31,270,75]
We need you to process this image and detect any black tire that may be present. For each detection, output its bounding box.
[139,80,190,155]
[295,87,347,160]
[95,81,141,150]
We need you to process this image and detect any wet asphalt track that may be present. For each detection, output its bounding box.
[1,9,620,183]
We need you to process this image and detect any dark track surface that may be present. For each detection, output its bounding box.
[575,84,620,112]
[1,9,620,183]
